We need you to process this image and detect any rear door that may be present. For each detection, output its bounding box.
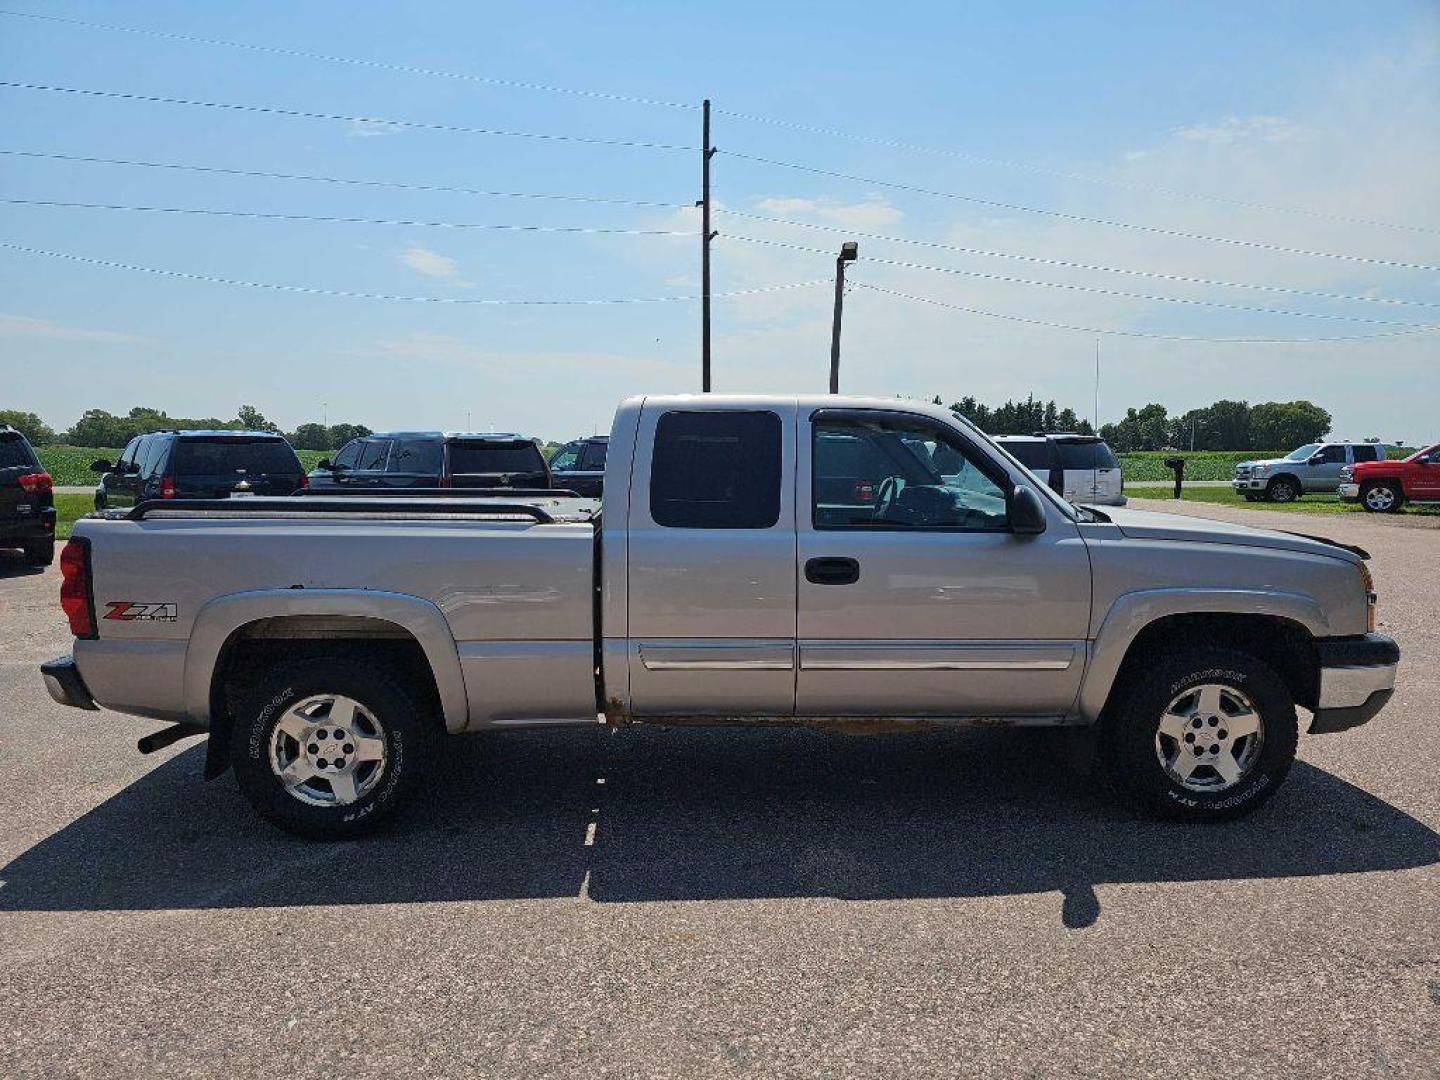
[171,438,305,497]
[625,403,796,716]
[796,408,1090,718]
[384,438,443,488]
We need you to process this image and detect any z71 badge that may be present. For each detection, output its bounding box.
[104,602,178,622]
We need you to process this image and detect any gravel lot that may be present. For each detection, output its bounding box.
[1,503,1436,1079]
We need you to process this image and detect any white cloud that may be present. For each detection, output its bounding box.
[399,245,471,286]
[0,313,144,344]
[346,118,406,138]
[755,195,904,230]
[1173,115,1307,145]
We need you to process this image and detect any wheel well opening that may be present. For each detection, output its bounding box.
[206,616,443,778]
[1109,613,1319,714]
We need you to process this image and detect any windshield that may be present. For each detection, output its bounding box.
[1284,444,1322,461]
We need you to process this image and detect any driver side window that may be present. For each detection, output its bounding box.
[331,439,362,470]
[812,418,1008,530]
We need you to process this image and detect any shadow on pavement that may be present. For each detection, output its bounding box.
[0,550,46,578]
[2,726,1435,927]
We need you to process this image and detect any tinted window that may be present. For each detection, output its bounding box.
[135,435,166,478]
[0,435,38,468]
[997,440,1052,470]
[1055,441,1119,470]
[1352,445,1380,463]
[332,439,362,470]
[356,438,392,471]
[814,418,1007,530]
[449,440,546,475]
[651,411,781,529]
[387,439,443,475]
[117,437,141,469]
[578,441,608,471]
[1315,445,1346,464]
[172,439,301,475]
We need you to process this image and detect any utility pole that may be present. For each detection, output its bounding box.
[828,242,859,394]
[1092,340,1101,432]
[700,99,715,392]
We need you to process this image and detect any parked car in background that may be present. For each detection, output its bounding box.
[993,433,1126,506]
[1232,441,1383,503]
[548,435,608,497]
[307,432,556,492]
[1339,443,1440,512]
[92,431,306,510]
[0,423,56,565]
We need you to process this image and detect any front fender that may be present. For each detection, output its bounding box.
[183,589,469,731]
[1078,588,1330,721]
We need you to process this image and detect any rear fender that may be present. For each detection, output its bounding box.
[184,589,468,731]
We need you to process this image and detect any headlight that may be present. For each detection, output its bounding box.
[1252,465,1269,476]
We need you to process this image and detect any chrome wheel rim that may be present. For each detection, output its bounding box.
[1155,683,1264,792]
[1270,481,1296,502]
[269,694,388,807]
[1364,486,1395,511]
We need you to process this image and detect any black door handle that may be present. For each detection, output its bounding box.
[805,556,860,585]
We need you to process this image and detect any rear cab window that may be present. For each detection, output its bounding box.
[448,439,547,476]
[650,411,782,529]
[172,438,302,475]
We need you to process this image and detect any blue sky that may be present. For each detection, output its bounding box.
[1,1,1437,442]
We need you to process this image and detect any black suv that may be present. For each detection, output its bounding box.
[93,431,307,509]
[548,435,608,497]
[0,424,56,566]
[307,432,555,492]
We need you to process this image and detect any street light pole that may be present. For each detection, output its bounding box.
[828,241,859,394]
[700,98,714,392]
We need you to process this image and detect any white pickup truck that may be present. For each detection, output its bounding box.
[42,395,1399,838]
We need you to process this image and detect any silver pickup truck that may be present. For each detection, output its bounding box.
[42,395,1399,838]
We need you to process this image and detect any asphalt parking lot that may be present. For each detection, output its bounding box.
[1,503,1436,1078]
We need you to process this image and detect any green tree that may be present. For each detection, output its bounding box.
[290,423,332,450]
[0,409,56,444]
[236,405,281,433]
[1249,400,1331,450]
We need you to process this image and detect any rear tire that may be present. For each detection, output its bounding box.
[1265,477,1300,503]
[1101,648,1298,822]
[232,657,437,839]
[1360,482,1404,513]
[23,538,54,566]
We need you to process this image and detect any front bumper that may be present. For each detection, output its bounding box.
[1310,634,1399,734]
[1338,483,1360,502]
[41,656,99,710]
[1232,477,1267,492]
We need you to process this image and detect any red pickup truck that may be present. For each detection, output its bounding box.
[1339,443,1440,512]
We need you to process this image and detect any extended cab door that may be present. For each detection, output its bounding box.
[796,408,1091,718]
[625,402,796,715]
[1307,444,1348,491]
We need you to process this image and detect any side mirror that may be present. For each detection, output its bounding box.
[89,459,113,473]
[1008,484,1048,535]
[316,458,332,470]
[123,461,141,474]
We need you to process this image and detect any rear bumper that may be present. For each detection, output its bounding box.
[40,656,98,711]
[0,505,56,540]
[1310,634,1399,734]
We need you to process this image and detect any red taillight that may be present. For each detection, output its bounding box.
[160,475,176,499]
[297,472,309,490]
[59,537,97,639]
[854,480,874,502]
[18,471,52,494]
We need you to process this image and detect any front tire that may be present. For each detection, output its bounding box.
[1360,482,1404,513]
[1101,648,1298,822]
[1265,477,1300,503]
[233,658,436,839]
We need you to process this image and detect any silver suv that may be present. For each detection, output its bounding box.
[1233,441,1385,503]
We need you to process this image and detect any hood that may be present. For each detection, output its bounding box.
[1237,456,1285,469]
[1100,506,1364,563]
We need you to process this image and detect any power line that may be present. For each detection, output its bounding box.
[0,81,696,151]
[0,150,691,209]
[711,110,1438,237]
[722,151,1440,273]
[1,197,693,236]
[725,234,1433,326]
[850,282,1439,343]
[0,239,825,304]
[719,208,1440,309]
[4,8,1426,235]
[0,8,697,111]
